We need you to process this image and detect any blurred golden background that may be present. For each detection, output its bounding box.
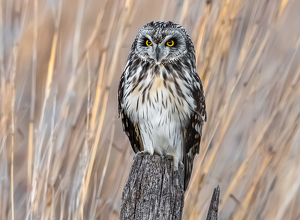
[1,0,300,219]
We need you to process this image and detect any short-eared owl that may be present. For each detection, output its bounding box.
[118,21,207,191]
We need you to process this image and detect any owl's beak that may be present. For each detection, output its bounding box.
[155,46,162,63]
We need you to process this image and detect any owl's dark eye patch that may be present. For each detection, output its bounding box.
[166,38,177,47]
[142,38,152,47]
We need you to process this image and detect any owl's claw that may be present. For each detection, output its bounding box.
[164,154,181,171]
[139,149,154,155]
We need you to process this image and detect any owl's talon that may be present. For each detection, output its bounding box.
[140,150,153,155]
[164,154,180,171]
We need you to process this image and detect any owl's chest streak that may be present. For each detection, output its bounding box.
[126,74,192,123]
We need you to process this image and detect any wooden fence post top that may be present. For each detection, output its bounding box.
[119,152,219,220]
[120,152,184,220]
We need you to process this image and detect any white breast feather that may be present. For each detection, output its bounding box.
[122,65,196,168]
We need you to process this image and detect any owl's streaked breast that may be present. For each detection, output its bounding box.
[122,64,196,125]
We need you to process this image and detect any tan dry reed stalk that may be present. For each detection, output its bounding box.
[77,53,92,220]
[233,154,271,220]
[121,0,142,44]
[90,0,118,132]
[83,86,109,204]
[90,52,106,132]
[27,0,38,195]
[72,0,86,72]
[10,48,15,220]
[0,0,4,76]
[274,164,300,220]
[76,0,108,70]
[41,92,56,219]
[278,0,290,18]
[5,4,30,219]
[98,124,115,198]
[38,30,58,130]
[36,0,62,131]
[195,1,211,62]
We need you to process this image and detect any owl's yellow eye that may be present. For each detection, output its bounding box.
[166,40,175,47]
[146,39,152,46]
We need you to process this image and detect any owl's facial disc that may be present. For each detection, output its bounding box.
[137,31,187,64]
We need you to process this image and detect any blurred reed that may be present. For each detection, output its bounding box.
[0,0,300,219]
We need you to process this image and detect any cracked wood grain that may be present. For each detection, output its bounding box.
[120,152,184,220]
[119,152,219,220]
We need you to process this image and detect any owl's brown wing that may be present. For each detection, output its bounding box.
[118,72,143,153]
[183,73,206,191]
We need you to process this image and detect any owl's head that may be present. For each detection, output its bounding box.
[131,21,195,64]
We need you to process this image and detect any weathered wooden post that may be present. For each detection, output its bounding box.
[119,151,220,220]
[206,185,220,220]
[120,152,184,220]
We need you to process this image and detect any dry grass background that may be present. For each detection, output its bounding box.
[0,0,300,219]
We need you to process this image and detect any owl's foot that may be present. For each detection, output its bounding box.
[173,156,180,171]
[139,151,182,171]
[139,149,154,155]
[164,154,183,171]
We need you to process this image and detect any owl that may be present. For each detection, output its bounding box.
[118,21,206,191]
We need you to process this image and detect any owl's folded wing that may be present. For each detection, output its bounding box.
[183,73,206,191]
[118,71,143,153]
